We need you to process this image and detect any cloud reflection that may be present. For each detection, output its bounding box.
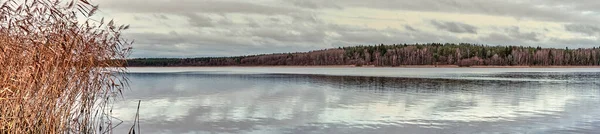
[112,71,600,133]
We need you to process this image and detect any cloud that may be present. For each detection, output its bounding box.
[505,26,540,42]
[550,37,600,48]
[480,33,513,45]
[182,13,214,28]
[564,24,600,36]
[404,25,418,32]
[93,0,600,57]
[286,0,342,9]
[98,0,303,15]
[249,27,327,43]
[284,0,600,23]
[153,14,169,20]
[430,20,478,34]
[126,32,322,58]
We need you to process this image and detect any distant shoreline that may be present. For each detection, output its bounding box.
[127,65,600,68]
[127,43,600,67]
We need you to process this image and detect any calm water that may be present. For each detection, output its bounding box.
[113,67,600,134]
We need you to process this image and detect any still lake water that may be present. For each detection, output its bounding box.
[113,67,600,134]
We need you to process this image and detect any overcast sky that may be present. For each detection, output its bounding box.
[94,0,600,58]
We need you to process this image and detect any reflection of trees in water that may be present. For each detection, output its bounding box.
[463,72,600,82]
[128,72,567,93]
[272,74,540,92]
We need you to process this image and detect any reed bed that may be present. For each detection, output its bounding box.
[0,0,132,133]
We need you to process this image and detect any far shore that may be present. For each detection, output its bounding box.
[127,65,600,68]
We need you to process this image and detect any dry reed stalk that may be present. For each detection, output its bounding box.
[0,0,132,133]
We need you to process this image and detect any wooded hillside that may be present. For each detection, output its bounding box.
[127,43,600,67]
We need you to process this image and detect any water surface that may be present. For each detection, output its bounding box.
[113,67,600,134]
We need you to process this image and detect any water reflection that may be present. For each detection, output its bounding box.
[113,70,600,134]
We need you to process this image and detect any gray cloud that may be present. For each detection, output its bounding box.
[248,27,327,43]
[216,18,235,26]
[183,13,214,28]
[94,0,600,57]
[100,0,600,23]
[531,0,600,13]
[98,0,303,15]
[404,25,418,32]
[564,24,600,36]
[133,15,144,21]
[322,24,474,47]
[287,0,342,9]
[246,19,261,28]
[475,27,544,46]
[550,37,600,48]
[127,32,322,58]
[153,14,169,20]
[480,33,513,45]
[284,0,600,23]
[505,26,540,42]
[126,22,476,57]
[430,20,478,34]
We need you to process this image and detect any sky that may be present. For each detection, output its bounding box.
[93,0,600,58]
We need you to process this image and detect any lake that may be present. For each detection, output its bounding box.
[112,67,600,134]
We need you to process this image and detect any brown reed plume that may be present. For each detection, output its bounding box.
[0,0,132,133]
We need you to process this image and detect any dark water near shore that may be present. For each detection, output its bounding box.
[113,67,600,134]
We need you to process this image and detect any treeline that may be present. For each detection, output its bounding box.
[127,43,600,67]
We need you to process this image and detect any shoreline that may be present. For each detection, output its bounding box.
[126,65,600,68]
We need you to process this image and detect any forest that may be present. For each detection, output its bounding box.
[127,43,600,67]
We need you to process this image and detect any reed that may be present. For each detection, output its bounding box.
[0,0,132,133]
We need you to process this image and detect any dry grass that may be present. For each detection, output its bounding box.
[0,0,132,133]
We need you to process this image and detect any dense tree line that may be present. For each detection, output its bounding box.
[127,43,600,67]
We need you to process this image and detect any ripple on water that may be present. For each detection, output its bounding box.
[112,67,600,134]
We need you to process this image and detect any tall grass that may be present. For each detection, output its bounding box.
[0,0,132,133]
